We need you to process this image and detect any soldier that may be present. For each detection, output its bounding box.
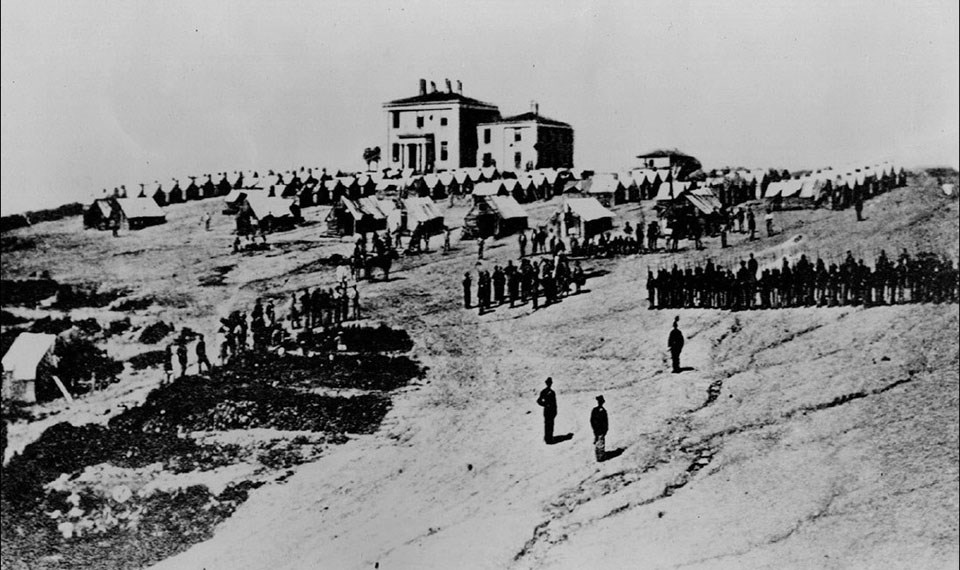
[764,209,774,237]
[668,317,684,373]
[477,237,485,260]
[647,221,659,252]
[519,231,528,258]
[196,335,212,374]
[300,289,312,329]
[590,395,609,462]
[530,263,541,309]
[854,190,864,221]
[351,285,361,320]
[177,339,189,378]
[265,301,276,328]
[289,293,301,329]
[574,261,585,295]
[493,265,505,305]
[537,377,558,444]
[163,344,173,384]
[506,261,520,307]
[747,209,757,240]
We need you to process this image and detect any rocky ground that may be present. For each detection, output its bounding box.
[2,178,958,569]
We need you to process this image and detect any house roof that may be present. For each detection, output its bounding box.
[491,112,571,127]
[403,197,444,225]
[115,198,166,220]
[684,189,723,215]
[2,332,57,381]
[563,198,614,222]
[384,91,498,109]
[245,194,294,219]
[654,181,692,201]
[488,196,528,220]
[473,181,507,196]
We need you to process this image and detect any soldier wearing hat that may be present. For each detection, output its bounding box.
[590,395,608,462]
[668,316,684,373]
[536,377,558,444]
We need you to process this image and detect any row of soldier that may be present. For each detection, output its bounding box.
[463,255,587,313]
[647,249,959,310]
[291,281,361,329]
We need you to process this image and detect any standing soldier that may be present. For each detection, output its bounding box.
[493,265,506,305]
[536,377,558,444]
[765,209,775,237]
[590,396,608,462]
[668,316,684,373]
[196,335,212,374]
[747,209,757,240]
[300,289,312,329]
[477,237,485,260]
[177,339,189,378]
[854,190,864,222]
[574,262,586,295]
[289,293,301,329]
[163,344,174,385]
[462,271,472,309]
[647,221,659,252]
[351,284,361,320]
[519,231,528,258]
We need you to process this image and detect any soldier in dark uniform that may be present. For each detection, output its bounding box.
[646,269,656,309]
[574,262,585,295]
[530,263,541,310]
[493,266,505,305]
[668,317,684,373]
[177,340,189,378]
[519,231,528,258]
[196,335,212,374]
[507,262,520,307]
[590,395,609,462]
[462,272,472,308]
[537,378,558,444]
[747,208,757,240]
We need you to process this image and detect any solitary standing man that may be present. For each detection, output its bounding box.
[537,377,558,444]
[590,396,608,462]
[668,316,685,373]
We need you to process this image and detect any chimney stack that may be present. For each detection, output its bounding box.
[419,79,426,95]
[445,78,452,93]
[456,80,462,94]
[531,100,539,115]
[430,81,437,93]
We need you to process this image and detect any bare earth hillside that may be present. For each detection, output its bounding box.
[3,183,958,569]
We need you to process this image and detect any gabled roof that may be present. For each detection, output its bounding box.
[245,194,295,219]
[492,112,571,127]
[403,197,444,225]
[563,198,614,222]
[384,91,498,109]
[473,181,507,196]
[115,198,166,220]
[654,181,692,201]
[2,332,57,380]
[487,196,528,220]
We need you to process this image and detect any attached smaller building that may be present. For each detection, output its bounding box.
[476,107,574,172]
[557,198,615,240]
[2,332,58,404]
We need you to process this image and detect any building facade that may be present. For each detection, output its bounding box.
[476,106,574,172]
[383,79,501,172]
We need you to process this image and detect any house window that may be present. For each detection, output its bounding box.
[514,130,522,142]
[484,128,491,144]
[440,117,448,126]
[392,143,400,162]
[440,141,448,161]
[482,152,493,167]
[392,112,400,129]
[416,115,424,128]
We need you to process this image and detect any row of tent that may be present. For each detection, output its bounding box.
[761,162,907,210]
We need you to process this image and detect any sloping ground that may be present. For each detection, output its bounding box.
[143,184,958,570]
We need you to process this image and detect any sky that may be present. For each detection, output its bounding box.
[2,0,958,215]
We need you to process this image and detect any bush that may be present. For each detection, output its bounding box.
[138,321,174,344]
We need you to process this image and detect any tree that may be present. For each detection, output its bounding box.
[363,147,382,171]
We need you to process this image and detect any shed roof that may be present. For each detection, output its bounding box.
[2,333,57,381]
[563,198,614,222]
[115,198,166,220]
[487,196,528,220]
[404,197,444,225]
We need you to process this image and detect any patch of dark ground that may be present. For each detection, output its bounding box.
[294,323,415,353]
[1,340,423,570]
[198,264,235,287]
[0,309,29,326]
[1,278,59,306]
[127,349,167,371]
[138,321,174,344]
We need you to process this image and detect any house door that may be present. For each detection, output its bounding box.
[407,144,418,170]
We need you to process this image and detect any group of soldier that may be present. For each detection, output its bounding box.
[164,331,212,382]
[217,297,285,363]
[463,254,587,313]
[290,281,361,329]
[647,249,959,311]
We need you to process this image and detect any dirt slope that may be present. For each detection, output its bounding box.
[4,184,958,569]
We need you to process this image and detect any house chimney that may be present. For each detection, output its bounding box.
[445,78,452,93]
[430,81,437,93]
[419,79,426,95]
[456,80,462,94]
[531,100,539,115]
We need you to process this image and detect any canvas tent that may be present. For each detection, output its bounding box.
[83,198,120,230]
[587,176,626,207]
[557,198,615,239]
[115,198,167,229]
[384,197,445,236]
[462,195,528,239]
[472,181,509,198]
[2,332,58,403]
[326,196,389,235]
[236,194,298,234]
